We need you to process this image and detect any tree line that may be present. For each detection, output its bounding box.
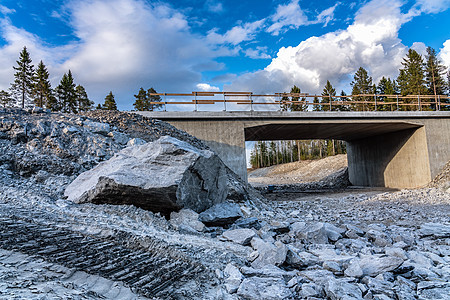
[251,46,449,169]
[0,46,163,112]
[281,46,449,112]
[249,140,347,169]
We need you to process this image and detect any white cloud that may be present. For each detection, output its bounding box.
[0,5,15,15]
[267,1,338,35]
[207,19,265,45]
[316,4,338,27]
[205,0,224,13]
[228,0,410,94]
[439,39,450,67]
[0,0,225,109]
[245,46,271,59]
[196,83,220,92]
[414,0,450,14]
[267,0,309,35]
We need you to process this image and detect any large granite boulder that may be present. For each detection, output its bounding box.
[64,136,228,216]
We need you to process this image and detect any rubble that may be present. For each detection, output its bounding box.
[0,108,449,299]
[65,136,228,216]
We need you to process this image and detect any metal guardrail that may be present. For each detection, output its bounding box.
[147,91,450,111]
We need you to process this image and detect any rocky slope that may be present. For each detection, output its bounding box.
[0,108,449,299]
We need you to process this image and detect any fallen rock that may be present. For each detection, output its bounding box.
[325,278,362,300]
[170,209,205,232]
[419,223,450,238]
[345,255,404,277]
[199,202,243,227]
[222,228,255,245]
[223,263,243,294]
[417,281,450,299]
[250,238,287,269]
[237,277,292,300]
[64,136,228,216]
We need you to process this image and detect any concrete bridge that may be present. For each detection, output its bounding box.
[135,111,450,188]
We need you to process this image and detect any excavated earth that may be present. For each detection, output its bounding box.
[1,108,449,300]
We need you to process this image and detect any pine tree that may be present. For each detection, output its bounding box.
[397,48,426,110]
[10,46,35,108]
[312,96,321,111]
[55,70,77,113]
[133,87,147,111]
[33,60,53,108]
[425,47,447,109]
[377,77,398,111]
[351,67,373,111]
[339,90,350,111]
[147,87,162,111]
[280,85,307,111]
[103,91,117,110]
[76,85,94,112]
[0,90,12,107]
[321,80,336,111]
[96,103,103,110]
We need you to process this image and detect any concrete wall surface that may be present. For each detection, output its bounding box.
[135,111,450,188]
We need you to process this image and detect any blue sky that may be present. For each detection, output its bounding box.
[0,0,449,110]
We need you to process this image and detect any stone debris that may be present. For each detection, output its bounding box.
[198,202,243,227]
[222,228,256,245]
[65,136,228,216]
[0,108,449,299]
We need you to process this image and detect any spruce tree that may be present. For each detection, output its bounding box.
[147,88,162,111]
[133,87,147,111]
[76,85,94,112]
[321,80,336,111]
[103,91,118,110]
[55,70,77,113]
[397,48,426,110]
[33,60,53,108]
[0,90,12,107]
[312,96,321,111]
[10,46,35,108]
[425,47,447,109]
[351,67,373,111]
[377,77,397,111]
[280,85,307,111]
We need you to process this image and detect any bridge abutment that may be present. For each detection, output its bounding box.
[136,111,450,189]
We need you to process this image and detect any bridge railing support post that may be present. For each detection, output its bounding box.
[250,93,253,111]
[223,93,227,111]
[396,95,399,111]
[418,95,421,111]
[194,92,198,112]
[438,95,441,111]
[164,93,167,112]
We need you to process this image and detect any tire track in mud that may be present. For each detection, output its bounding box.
[0,210,207,299]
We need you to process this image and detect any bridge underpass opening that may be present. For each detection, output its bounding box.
[244,122,429,188]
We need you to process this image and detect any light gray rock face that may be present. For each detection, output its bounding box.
[222,229,256,245]
[199,202,243,227]
[325,278,362,300]
[417,281,450,299]
[237,277,292,300]
[345,255,404,277]
[223,263,243,294]
[419,223,450,238]
[293,222,343,244]
[250,238,287,269]
[65,136,228,216]
[170,209,205,232]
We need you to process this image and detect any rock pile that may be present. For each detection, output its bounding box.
[65,136,229,216]
[0,108,449,299]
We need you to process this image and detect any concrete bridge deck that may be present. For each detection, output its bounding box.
[135,111,450,188]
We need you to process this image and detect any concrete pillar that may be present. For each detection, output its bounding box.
[166,120,248,181]
[347,127,431,188]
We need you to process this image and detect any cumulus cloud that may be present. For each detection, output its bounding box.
[267,0,338,35]
[196,83,220,91]
[0,0,225,109]
[207,19,265,45]
[227,0,412,94]
[439,39,450,67]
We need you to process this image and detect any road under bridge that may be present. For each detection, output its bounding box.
[135,111,450,188]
